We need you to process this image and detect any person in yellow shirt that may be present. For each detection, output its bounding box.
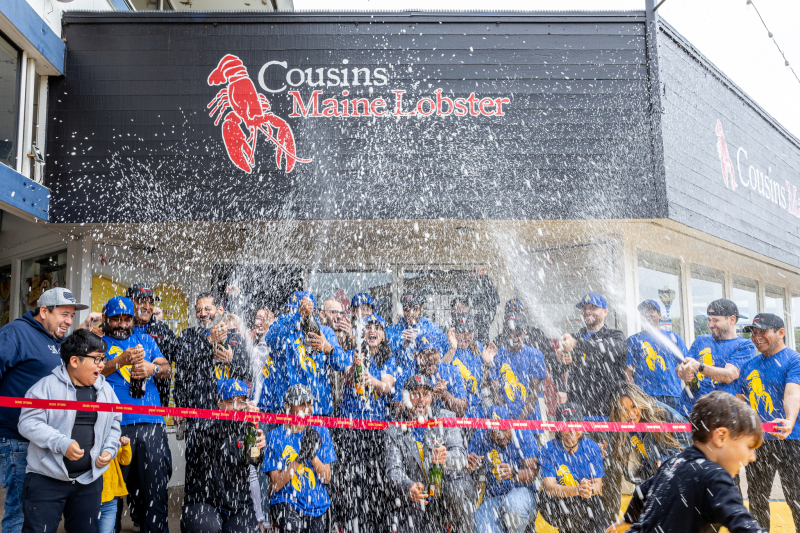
[98,436,132,533]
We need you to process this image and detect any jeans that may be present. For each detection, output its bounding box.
[746,439,800,531]
[98,498,118,533]
[0,438,28,533]
[474,487,537,533]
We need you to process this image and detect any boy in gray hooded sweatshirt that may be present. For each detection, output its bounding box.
[17,329,122,533]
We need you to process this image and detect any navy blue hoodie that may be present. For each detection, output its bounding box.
[0,312,63,440]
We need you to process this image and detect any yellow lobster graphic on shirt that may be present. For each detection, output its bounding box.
[630,436,648,458]
[746,370,775,414]
[452,358,478,394]
[500,364,527,402]
[295,338,318,373]
[557,465,578,487]
[488,449,503,481]
[108,346,135,383]
[261,355,275,379]
[281,445,316,491]
[642,342,667,372]
[696,348,715,383]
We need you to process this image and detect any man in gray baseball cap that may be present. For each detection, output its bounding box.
[0,286,88,533]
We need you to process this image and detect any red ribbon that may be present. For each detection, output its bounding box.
[0,396,779,433]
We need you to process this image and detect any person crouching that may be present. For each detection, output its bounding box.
[264,384,337,532]
[180,379,266,533]
[17,329,122,533]
[385,375,475,533]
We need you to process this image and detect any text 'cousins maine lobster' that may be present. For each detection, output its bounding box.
[207,55,511,174]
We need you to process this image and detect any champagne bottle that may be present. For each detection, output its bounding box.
[354,352,366,398]
[244,423,261,466]
[428,461,443,498]
[302,315,321,357]
[129,343,146,399]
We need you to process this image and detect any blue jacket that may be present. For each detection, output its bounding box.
[0,312,64,441]
[265,312,348,415]
[386,318,449,376]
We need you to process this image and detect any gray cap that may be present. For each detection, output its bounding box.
[37,288,89,311]
[285,384,314,406]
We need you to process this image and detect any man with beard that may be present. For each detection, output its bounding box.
[393,332,467,418]
[442,312,497,419]
[676,298,756,416]
[126,284,177,407]
[174,293,253,529]
[488,313,546,422]
[467,405,540,533]
[0,287,88,533]
[387,291,448,380]
[557,294,626,420]
[99,297,172,533]
[385,375,475,533]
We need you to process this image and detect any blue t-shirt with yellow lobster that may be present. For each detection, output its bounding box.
[626,330,688,398]
[488,345,546,420]
[450,342,485,418]
[738,347,800,440]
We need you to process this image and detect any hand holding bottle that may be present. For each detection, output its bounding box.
[431,440,447,465]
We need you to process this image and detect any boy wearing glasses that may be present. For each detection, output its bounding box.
[17,329,122,533]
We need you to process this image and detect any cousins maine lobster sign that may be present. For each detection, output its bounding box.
[208,54,511,174]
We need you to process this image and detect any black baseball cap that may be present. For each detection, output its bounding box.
[743,313,785,333]
[556,402,584,422]
[404,374,434,391]
[503,312,527,333]
[452,312,474,333]
[126,283,155,301]
[707,298,746,319]
[400,291,423,308]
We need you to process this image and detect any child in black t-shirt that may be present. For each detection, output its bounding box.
[606,391,766,533]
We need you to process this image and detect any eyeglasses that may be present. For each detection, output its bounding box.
[328,310,346,316]
[79,355,109,365]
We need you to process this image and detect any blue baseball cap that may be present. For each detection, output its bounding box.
[638,300,661,313]
[217,379,249,400]
[504,299,526,313]
[415,332,447,354]
[576,293,607,310]
[487,404,510,420]
[363,313,387,329]
[351,292,374,308]
[287,291,316,310]
[104,296,135,317]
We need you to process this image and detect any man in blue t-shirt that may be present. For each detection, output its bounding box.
[467,405,539,533]
[677,299,756,416]
[443,312,498,419]
[100,296,172,533]
[264,384,337,532]
[488,313,546,421]
[539,403,606,533]
[393,331,467,417]
[626,300,688,409]
[266,292,348,416]
[387,291,449,378]
[736,313,800,531]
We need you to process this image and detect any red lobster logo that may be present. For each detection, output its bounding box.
[715,119,737,190]
[208,55,310,173]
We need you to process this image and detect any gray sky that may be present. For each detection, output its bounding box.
[295,0,800,139]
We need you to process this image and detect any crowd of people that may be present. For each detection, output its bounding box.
[0,279,798,533]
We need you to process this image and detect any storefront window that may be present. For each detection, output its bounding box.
[691,264,724,337]
[0,264,11,326]
[309,270,392,321]
[637,250,682,333]
[793,294,800,348]
[732,276,757,337]
[765,284,786,342]
[404,269,480,330]
[0,35,20,170]
[20,249,67,316]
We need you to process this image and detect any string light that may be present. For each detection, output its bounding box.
[746,0,800,84]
